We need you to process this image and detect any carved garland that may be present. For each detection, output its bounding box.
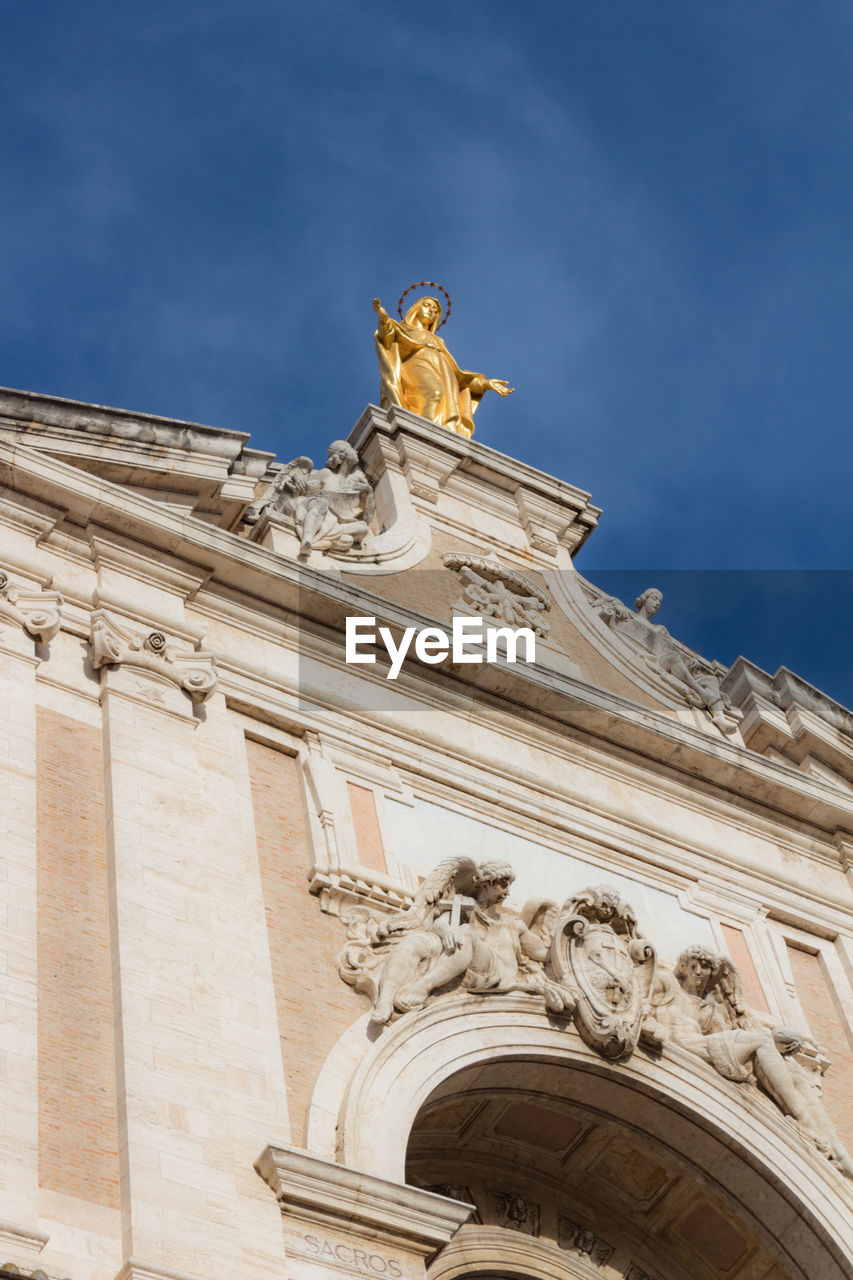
[443,553,551,637]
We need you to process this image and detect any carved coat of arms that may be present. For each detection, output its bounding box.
[550,886,656,1059]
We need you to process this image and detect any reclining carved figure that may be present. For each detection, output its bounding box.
[645,945,853,1178]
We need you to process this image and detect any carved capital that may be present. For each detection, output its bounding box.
[89,611,218,704]
[0,571,63,643]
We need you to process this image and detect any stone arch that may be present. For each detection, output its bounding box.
[426,1225,594,1280]
[306,994,853,1280]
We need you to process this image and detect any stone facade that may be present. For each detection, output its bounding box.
[0,386,851,1280]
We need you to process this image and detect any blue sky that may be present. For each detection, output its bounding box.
[3,3,853,704]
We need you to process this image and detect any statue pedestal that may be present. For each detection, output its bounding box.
[244,404,600,577]
[348,404,600,573]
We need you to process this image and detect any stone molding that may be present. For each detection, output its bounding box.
[4,436,853,838]
[0,1221,49,1277]
[427,1225,603,1280]
[348,404,600,568]
[114,1261,209,1280]
[309,868,413,917]
[0,384,272,529]
[726,657,853,786]
[0,572,62,643]
[88,609,218,703]
[305,998,853,1272]
[255,1145,472,1253]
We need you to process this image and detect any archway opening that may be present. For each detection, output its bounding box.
[404,1055,843,1280]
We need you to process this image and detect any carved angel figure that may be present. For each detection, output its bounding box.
[338,857,571,1025]
[245,441,374,555]
[645,945,853,1177]
[598,588,741,736]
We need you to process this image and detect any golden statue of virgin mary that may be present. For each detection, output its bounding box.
[373,292,513,439]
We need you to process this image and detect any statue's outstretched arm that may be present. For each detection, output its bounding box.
[373,297,396,347]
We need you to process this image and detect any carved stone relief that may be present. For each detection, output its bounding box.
[443,553,550,636]
[557,1218,614,1269]
[0,570,62,643]
[424,1184,476,1214]
[550,886,656,1059]
[337,856,575,1026]
[643,943,853,1178]
[337,856,853,1180]
[594,587,742,736]
[244,440,375,557]
[89,610,218,704]
[488,1190,539,1235]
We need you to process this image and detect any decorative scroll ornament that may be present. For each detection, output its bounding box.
[244,440,375,558]
[443,553,551,636]
[89,610,217,704]
[0,571,63,643]
[550,886,656,1060]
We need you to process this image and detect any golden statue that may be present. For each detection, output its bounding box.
[373,282,513,439]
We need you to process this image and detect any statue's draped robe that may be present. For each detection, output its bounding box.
[375,313,489,439]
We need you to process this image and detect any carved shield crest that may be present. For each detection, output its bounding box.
[550,886,655,1059]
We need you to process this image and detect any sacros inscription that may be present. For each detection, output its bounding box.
[302,1233,403,1277]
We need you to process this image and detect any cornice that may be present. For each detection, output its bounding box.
[3,437,852,837]
[255,1144,472,1251]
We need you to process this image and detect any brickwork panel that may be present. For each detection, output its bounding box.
[347,782,386,872]
[720,924,769,1013]
[36,706,120,1209]
[247,739,364,1142]
[786,943,853,1151]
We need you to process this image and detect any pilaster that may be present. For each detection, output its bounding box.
[100,666,289,1278]
[0,616,42,1234]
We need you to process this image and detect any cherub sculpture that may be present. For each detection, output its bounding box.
[598,587,741,736]
[645,945,853,1177]
[245,441,374,555]
[337,856,571,1024]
